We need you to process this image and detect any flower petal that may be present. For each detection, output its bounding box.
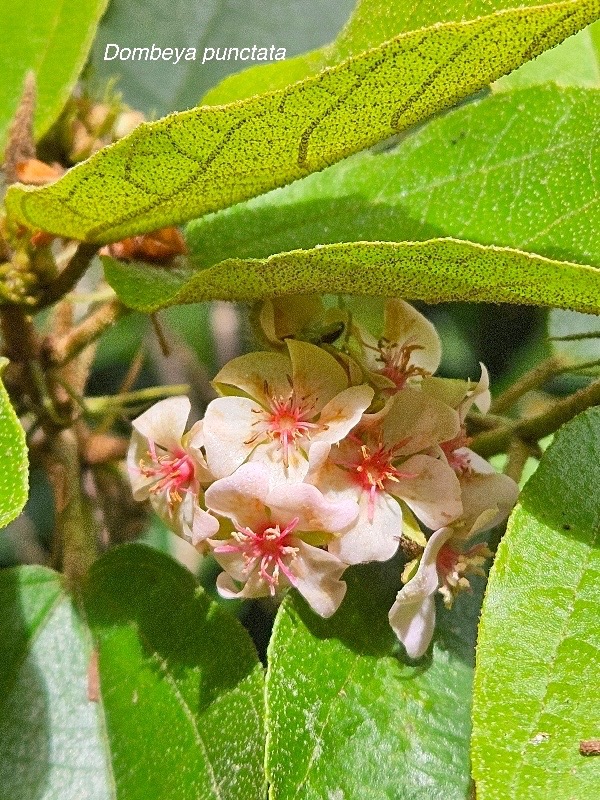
[267,482,359,533]
[287,339,348,411]
[382,389,460,454]
[148,488,201,546]
[315,384,374,444]
[389,454,462,530]
[388,526,454,658]
[203,396,260,478]
[216,569,268,600]
[190,505,220,546]
[126,429,155,500]
[132,396,191,451]
[204,463,270,529]
[258,295,324,347]
[389,594,437,660]
[291,541,348,617]
[185,420,214,484]
[329,490,402,565]
[457,363,491,420]
[212,350,291,405]
[383,299,441,376]
[457,460,519,535]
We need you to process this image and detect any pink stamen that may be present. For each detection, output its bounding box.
[213,517,300,595]
[248,381,320,467]
[436,544,460,577]
[336,438,417,522]
[375,339,429,391]
[140,442,195,505]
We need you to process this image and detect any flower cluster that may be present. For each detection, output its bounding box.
[127,298,518,658]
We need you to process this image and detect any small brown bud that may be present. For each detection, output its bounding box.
[15,158,64,185]
[580,739,600,756]
[103,227,187,263]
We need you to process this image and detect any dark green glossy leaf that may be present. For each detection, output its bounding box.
[84,543,266,800]
[187,86,600,270]
[0,546,266,799]
[266,561,480,799]
[103,239,600,314]
[0,566,113,800]
[472,408,600,799]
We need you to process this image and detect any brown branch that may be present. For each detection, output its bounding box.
[37,243,98,309]
[491,355,566,414]
[44,428,98,586]
[49,298,127,366]
[472,378,600,457]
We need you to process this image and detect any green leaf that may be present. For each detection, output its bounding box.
[0,358,28,529]
[495,19,600,90]
[204,0,593,104]
[7,0,600,243]
[548,308,600,373]
[103,239,600,314]
[0,0,109,155]
[0,565,114,800]
[0,546,265,799]
[187,85,600,270]
[90,0,354,117]
[266,561,480,799]
[472,408,600,800]
[84,543,266,800]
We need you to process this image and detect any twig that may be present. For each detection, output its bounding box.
[550,331,600,341]
[491,355,566,414]
[44,428,97,586]
[85,384,189,415]
[150,312,171,357]
[503,438,531,484]
[472,378,600,457]
[50,298,127,365]
[37,243,98,309]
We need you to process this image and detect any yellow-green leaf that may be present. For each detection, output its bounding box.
[0,359,28,529]
[6,0,600,244]
[0,0,109,155]
[204,0,592,104]
[495,19,600,90]
[187,85,600,271]
[103,239,600,314]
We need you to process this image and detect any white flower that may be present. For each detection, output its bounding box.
[435,364,491,474]
[202,339,373,484]
[308,388,463,565]
[204,463,357,617]
[388,526,453,659]
[354,299,442,392]
[388,462,518,659]
[127,397,218,548]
